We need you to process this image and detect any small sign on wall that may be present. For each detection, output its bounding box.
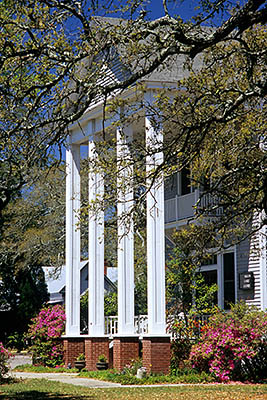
[239,272,254,290]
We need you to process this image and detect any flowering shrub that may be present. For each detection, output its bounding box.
[189,303,267,382]
[0,342,10,381]
[169,314,213,373]
[27,305,65,367]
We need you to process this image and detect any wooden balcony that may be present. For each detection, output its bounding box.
[164,191,223,224]
[164,192,198,223]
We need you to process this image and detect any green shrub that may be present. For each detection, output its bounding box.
[79,368,214,385]
[121,358,142,376]
[170,314,214,372]
[0,342,10,382]
[6,332,26,351]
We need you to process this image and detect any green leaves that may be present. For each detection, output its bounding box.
[167,226,218,318]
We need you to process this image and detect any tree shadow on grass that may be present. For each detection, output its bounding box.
[0,391,95,400]
[0,380,96,400]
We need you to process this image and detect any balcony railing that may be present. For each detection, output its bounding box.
[165,191,223,223]
[198,193,224,216]
[165,191,198,223]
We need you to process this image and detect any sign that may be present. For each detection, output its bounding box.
[239,272,254,290]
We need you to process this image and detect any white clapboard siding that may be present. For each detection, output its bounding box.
[236,218,262,308]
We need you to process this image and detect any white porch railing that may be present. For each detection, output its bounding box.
[104,315,148,336]
[166,314,211,340]
[104,314,210,340]
[104,316,118,336]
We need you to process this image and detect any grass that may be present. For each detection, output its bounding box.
[0,378,266,399]
[13,365,267,385]
[13,365,78,373]
[9,351,29,355]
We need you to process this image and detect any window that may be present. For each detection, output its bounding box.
[164,172,178,200]
[201,254,217,266]
[223,253,235,309]
[200,269,218,306]
[181,168,191,195]
[199,251,236,310]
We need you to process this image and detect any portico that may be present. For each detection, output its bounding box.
[63,89,171,373]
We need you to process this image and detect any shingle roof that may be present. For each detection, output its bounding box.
[92,16,203,87]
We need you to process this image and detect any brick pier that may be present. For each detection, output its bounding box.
[63,337,85,368]
[63,335,171,373]
[113,336,140,371]
[142,336,171,374]
[85,337,110,370]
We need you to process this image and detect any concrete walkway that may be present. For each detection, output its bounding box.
[10,371,122,388]
[8,353,32,370]
[7,354,199,389]
[8,354,121,388]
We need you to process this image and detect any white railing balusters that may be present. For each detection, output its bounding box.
[104,314,210,340]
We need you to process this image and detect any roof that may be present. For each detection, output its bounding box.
[43,266,66,294]
[42,261,88,294]
[91,16,203,87]
[43,262,117,298]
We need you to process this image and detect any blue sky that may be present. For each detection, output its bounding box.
[135,0,236,25]
[97,0,201,21]
[66,0,200,37]
[65,0,237,41]
[142,0,199,20]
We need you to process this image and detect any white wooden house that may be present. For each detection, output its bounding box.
[63,16,266,373]
[164,173,267,310]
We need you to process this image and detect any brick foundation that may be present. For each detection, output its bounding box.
[63,338,85,368]
[85,337,110,370]
[113,336,140,371]
[142,336,171,374]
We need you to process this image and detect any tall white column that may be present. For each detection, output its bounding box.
[145,91,166,335]
[117,124,135,335]
[88,132,105,336]
[65,143,81,336]
[259,214,267,310]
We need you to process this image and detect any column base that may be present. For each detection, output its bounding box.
[63,337,85,368]
[85,337,110,371]
[142,336,171,375]
[113,336,140,371]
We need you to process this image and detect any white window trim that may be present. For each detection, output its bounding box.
[200,247,236,309]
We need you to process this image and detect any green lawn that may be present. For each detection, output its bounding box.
[0,379,266,400]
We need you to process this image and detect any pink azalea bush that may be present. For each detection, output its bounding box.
[27,305,65,367]
[189,302,267,382]
[0,342,10,381]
